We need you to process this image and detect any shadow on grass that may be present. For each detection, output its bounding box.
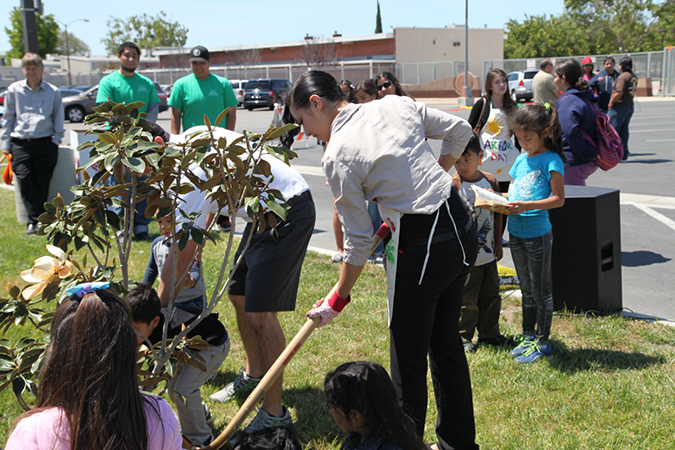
[549,341,666,373]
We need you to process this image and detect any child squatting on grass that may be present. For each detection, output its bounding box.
[127,285,230,447]
[453,132,512,352]
[142,212,206,314]
[504,103,566,363]
[324,361,427,450]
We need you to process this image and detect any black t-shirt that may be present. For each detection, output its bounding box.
[148,307,228,347]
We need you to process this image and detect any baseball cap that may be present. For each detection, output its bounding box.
[189,46,210,63]
[582,57,593,66]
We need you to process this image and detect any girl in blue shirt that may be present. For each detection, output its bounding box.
[504,104,566,363]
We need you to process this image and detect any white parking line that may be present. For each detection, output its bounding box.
[629,202,675,231]
[631,129,675,133]
[646,139,675,142]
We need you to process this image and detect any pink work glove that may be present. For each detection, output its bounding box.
[307,291,351,327]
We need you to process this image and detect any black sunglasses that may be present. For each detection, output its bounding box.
[377,80,393,90]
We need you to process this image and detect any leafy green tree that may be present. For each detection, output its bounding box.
[4,6,59,59]
[504,15,590,59]
[101,12,188,55]
[55,31,90,56]
[564,0,662,52]
[375,1,383,34]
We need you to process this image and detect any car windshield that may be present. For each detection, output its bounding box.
[246,81,270,90]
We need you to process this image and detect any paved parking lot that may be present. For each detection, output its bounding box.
[61,98,675,320]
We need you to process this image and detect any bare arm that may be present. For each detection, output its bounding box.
[505,171,565,214]
[607,91,622,110]
[171,107,182,135]
[437,154,458,171]
[226,107,236,131]
[158,239,199,307]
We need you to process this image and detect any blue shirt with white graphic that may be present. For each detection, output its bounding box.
[507,150,564,238]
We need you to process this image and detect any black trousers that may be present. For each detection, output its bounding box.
[390,192,479,450]
[10,137,58,224]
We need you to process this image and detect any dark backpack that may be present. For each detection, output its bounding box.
[580,97,623,171]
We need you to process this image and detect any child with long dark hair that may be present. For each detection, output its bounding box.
[5,283,182,450]
[505,104,566,364]
[375,71,410,98]
[325,361,427,450]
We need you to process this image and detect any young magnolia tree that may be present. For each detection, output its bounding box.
[0,100,298,407]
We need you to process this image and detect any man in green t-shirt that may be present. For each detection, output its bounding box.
[96,41,160,122]
[97,41,160,240]
[169,45,237,134]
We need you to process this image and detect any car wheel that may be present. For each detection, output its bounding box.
[268,104,274,111]
[246,106,253,111]
[511,90,518,103]
[66,106,85,122]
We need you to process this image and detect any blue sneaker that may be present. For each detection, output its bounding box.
[514,341,553,364]
[511,335,535,357]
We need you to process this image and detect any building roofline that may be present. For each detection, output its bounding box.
[154,33,395,56]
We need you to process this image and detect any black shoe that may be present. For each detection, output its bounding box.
[26,223,38,235]
[478,335,515,347]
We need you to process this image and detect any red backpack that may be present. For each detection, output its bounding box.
[580,97,623,171]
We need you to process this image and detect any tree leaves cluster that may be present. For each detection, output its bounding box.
[101,12,188,55]
[0,98,299,409]
[56,30,90,56]
[4,6,58,59]
[505,0,675,59]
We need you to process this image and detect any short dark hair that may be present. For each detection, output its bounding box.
[127,284,161,324]
[540,59,553,70]
[462,132,482,157]
[604,56,616,64]
[619,56,633,72]
[118,41,141,57]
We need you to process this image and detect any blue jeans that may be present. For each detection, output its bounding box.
[608,105,634,160]
[510,231,553,344]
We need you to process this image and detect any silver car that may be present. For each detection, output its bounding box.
[229,79,248,106]
[507,70,538,103]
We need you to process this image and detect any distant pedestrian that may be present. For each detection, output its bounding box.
[375,72,411,98]
[97,41,160,239]
[532,59,560,106]
[608,56,638,161]
[588,57,619,113]
[554,59,599,186]
[169,45,238,134]
[353,79,378,104]
[0,53,64,235]
[581,57,595,82]
[505,104,566,364]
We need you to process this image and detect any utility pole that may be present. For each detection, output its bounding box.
[21,0,40,54]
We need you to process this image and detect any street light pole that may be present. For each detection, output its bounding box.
[458,0,473,106]
[55,18,89,86]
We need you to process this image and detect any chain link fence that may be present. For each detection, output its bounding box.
[45,61,396,88]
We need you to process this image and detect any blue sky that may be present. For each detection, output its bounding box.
[1,1,565,56]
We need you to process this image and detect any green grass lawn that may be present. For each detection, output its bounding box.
[1,187,675,448]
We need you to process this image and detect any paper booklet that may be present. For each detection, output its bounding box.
[470,185,510,214]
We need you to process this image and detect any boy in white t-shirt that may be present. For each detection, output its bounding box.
[452,133,511,352]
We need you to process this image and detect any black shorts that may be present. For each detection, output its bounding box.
[228,191,316,313]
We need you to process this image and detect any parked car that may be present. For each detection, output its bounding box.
[507,70,538,103]
[62,85,98,122]
[229,79,248,106]
[59,88,84,98]
[160,84,173,97]
[154,82,169,112]
[243,78,292,111]
[0,88,6,106]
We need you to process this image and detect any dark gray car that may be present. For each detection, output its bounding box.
[243,78,292,110]
[62,85,99,123]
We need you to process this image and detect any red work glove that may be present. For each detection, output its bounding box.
[307,291,351,327]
